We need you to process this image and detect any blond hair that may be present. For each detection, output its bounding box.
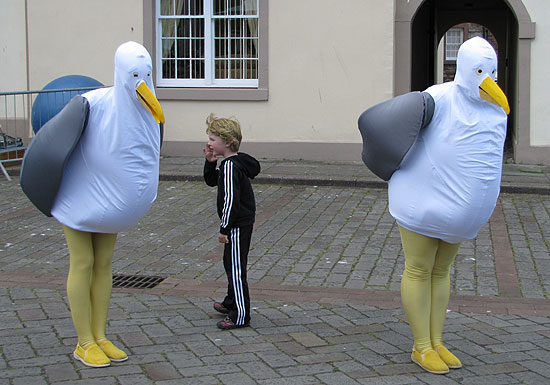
[205,113,242,152]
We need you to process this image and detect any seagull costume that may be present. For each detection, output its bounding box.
[358,37,509,374]
[20,41,165,368]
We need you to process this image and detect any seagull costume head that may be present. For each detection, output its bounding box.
[454,36,510,114]
[114,41,165,125]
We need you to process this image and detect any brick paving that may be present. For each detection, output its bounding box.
[1,157,550,384]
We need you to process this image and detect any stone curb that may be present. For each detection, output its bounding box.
[160,173,550,194]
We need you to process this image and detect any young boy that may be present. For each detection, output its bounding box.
[203,113,261,329]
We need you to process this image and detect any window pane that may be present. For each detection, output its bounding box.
[215,19,228,38]
[245,38,257,58]
[192,18,204,38]
[229,39,243,58]
[215,38,227,58]
[161,19,176,38]
[245,59,257,79]
[230,18,243,37]
[213,0,224,15]
[244,19,258,38]
[176,60,188,78]
[243,0,257,15]
[176,19,189,38]
[191,60,204,78]
[230,0,240,15]
[191,38,204,58]
[162,39,176,58]
[215,59,228,79]
[160,0,173,15]
[190,0,203,15]
[229,59,242,79]
[175,39,187,58]
[162,59,175,78]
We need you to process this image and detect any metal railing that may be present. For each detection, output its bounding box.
[0,86,107,145]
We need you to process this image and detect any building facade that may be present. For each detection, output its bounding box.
[1,0,549,165]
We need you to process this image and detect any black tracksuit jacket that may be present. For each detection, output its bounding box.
[203,153,261,235]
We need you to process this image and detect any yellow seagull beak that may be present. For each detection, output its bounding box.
[479,76,510,115]
[136,80,165,124]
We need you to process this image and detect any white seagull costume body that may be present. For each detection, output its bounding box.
[51,42,161,233]
[388,37,509,244]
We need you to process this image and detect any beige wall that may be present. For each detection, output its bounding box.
[0,0,27,92]
[4,0,546,159]
[523,0,550,146]
[161,0,395,156]
[26,0,144,90]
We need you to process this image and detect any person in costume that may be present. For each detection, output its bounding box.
[203,113,260,330]
[20,41,165,367]
[358,37,509,374]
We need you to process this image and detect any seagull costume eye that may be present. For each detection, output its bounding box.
[476,68,483,75]
[133,72,139,78]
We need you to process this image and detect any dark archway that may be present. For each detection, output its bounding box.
[410,0,517,156]
[394,0,538,163]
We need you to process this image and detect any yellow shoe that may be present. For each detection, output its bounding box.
[73,343,110,368]
[434,344,462,369]
[98,339,128,362]
[411,347,449,374]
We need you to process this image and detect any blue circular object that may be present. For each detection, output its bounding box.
[31,75,104,133]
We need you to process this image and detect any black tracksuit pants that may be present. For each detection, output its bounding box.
[221,225,252,326]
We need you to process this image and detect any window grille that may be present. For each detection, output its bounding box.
[157,0,259,88]
[445,28,463,61]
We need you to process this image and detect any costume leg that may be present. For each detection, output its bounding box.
[85,233,127,361]
[89,232,117,342]
[399,226,438,353]
[430,240,460,347]
[64,225,96,348]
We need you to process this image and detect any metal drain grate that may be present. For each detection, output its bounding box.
[112,274,165,289]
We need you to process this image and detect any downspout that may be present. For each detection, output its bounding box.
[25,0,30,92]
[24,0,32,141]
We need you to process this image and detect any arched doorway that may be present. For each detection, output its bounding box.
[394,0,536,163]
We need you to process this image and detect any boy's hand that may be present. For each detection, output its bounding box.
[218,233,229,243]
[203,144,217,162]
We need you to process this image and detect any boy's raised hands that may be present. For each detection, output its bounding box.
[203,143,218,162]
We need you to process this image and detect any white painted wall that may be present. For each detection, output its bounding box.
[0,0,27,92]
[26,0,144,90]
[523,0,550,145]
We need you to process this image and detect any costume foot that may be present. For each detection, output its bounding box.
[217,316,249,330]
[434,344,462,369]
[73,343,110,368]
[98,339,128,362]
[411,347,449,374]
[213,302,230,314]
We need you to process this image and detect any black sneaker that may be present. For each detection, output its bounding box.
[217,316,249,330]
[213,302,229,314]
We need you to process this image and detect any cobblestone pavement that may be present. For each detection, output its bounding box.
[1,158,550,384]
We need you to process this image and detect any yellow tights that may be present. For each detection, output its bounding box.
[63,225,117,348]
[399,227,460,354]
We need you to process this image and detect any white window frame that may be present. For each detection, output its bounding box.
[155,0,259,88]
[445,28,463,61]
